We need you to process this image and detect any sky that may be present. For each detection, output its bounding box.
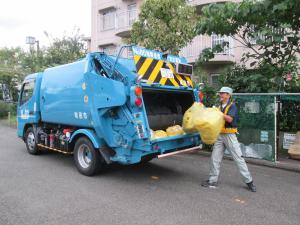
[0,0,91,49]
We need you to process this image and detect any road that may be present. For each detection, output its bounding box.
[0,124,299,225]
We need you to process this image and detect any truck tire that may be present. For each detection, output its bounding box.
[74,137,105,176]
[25,127,39,155]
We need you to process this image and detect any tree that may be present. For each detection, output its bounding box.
[130,0,197,54]
[0,29,87,102]
[196,0,300,92]
[20,28,87,73]
[43,28,87,67]
[0,47,26,101]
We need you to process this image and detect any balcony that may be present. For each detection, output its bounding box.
[188,0,239,7]
[115,9,138,37]
[187,0,241,14]
[97,0,116,12]
[180,35,235,64]
[99,9,138,38]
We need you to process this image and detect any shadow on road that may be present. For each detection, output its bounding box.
[36,150,186,181]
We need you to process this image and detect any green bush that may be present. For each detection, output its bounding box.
[279,97,300,132]
[202,85,218,107]
[0,102,17,118]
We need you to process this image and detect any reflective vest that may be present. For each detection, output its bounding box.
[220,102,238,134]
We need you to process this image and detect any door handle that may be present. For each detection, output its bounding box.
[42,96,45,102]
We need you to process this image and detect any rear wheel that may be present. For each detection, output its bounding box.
[25,127,39,155]
[74,137,105,176]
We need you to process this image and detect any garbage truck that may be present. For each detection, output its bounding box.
[17,45,201,176]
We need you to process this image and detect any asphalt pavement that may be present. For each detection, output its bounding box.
[0,124,299,225]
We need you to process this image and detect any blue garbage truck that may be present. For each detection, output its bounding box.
[17,46,201,176]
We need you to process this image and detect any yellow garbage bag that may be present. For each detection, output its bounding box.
[192,107,225,144]
[182,103,225,144]
[166,125,184,137]
[182,102,204,133]
[153,130,168,139]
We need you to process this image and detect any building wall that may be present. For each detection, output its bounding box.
[91,0,142,53]
[91,0,247,84]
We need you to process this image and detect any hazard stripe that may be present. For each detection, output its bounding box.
[153,62,167,83]
[185,76,193,87]
[138,58,153,76]
[159,77,168,85]
[134,55,141,64]
[177,74,188,87]
[169,78,180,87]
[143,59,159,79]
[178,75,191,87]
[168,62,193,87]
[134,55,193,87]
[153,72,162,83]
[135,56,146,72]
[167,63,185,87]
[147,60,164,84]
[165,78,173,86]
[171,70,182,86]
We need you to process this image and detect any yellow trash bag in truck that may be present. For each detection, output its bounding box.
[183,103,225,144]
[153,130,168,139]
[166,125,184,137]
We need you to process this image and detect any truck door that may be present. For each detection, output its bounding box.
[17,79,39,137]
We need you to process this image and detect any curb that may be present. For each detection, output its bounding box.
[195,150,300,173]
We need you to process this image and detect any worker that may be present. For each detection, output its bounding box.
[201,87,256,192]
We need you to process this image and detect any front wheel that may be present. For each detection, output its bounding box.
[73,137,105,176]
[25,127,39,155]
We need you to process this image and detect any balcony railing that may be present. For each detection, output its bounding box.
[116,9,137,30]
[180,35,235,63]
[211,34,234,55]
[100,9,138,32]
[187,0,235,7]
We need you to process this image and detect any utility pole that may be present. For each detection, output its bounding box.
[25,36,40,72]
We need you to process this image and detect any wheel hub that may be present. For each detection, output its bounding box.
[27,132,35,151]
[78,144,92,169]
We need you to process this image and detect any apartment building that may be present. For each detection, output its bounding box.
[91,0,242,84]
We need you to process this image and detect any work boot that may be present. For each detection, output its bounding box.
[246,181,257,192]
[201,180,217,188]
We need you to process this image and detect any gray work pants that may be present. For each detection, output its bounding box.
[208,133,252,183]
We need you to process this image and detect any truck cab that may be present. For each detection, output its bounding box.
[17,73,42,138]
[17,46,201,176]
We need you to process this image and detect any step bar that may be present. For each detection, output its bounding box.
[37,144,73,155]
[157,146,200,159]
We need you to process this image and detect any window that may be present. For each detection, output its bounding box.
[127,3,137,26]
[210,74,220,88]
[102,9,115,30]
[20,79,35,105]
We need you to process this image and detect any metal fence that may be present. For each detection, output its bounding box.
[229,93,300,162]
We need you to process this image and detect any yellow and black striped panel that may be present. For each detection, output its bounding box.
[134,55,193,88]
